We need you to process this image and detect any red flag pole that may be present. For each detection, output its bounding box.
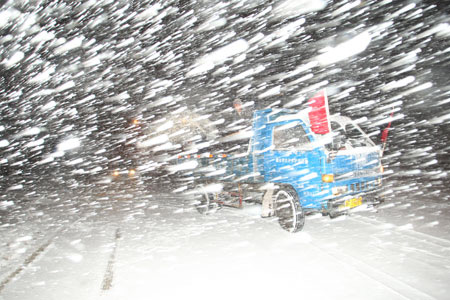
[381,108,394,156]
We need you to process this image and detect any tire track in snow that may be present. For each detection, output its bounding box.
[0,215,88,294]
[101,228,121,291]
[0,224,69,294]
[0,237,53,293]
[228,207,439,299]
[308,239,436,300]
[351,215,450,249]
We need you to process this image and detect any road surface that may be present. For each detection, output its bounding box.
[0,181,449,300]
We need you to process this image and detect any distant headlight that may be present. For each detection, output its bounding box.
[128,169,136,177]
[112,170,120,177]
[332,186,348,196]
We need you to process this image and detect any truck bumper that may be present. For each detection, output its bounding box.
[327,189,383,215]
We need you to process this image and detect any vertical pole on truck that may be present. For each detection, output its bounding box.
[324,89,332,135]
[238,184,243,208]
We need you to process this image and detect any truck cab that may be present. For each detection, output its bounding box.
[255,109,382,217]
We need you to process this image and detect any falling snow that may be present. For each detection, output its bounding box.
[0,0,449,299]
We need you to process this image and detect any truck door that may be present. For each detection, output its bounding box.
[264,121,324,209]
[327,121,380,179]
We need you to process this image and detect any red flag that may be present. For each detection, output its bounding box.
[308,90,331,134]
[381,110,394,143]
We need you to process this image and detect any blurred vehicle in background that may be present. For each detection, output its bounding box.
[106,118,142,181]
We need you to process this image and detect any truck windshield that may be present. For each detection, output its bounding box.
[330,121,373,150]
[273,122,311,150]
[345,123,373,147]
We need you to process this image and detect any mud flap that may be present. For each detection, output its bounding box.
[261,189,275,218]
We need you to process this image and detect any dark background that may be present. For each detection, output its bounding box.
[0,0,448,195]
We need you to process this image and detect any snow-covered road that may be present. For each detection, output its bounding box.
[1,182,449,300]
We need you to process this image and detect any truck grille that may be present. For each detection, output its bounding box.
[350,180,380,192]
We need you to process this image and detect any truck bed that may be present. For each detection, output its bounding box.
[179,153,263,183]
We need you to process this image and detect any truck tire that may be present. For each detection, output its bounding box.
[328,209,344,219]
[274,187,305,233]
[327,200,346,219]
[195,185,221,215]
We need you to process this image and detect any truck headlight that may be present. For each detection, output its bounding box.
[332,186,348,195]
[322,174,334,183]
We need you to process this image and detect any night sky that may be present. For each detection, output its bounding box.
[0,0,448,194]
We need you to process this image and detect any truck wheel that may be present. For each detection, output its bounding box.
[196,185,221,215]
[327,200,346,219]
[274,187,305,233]
[328,209,344,219]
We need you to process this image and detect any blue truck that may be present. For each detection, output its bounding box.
[176,108,383,232]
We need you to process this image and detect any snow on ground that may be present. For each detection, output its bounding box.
[0,178,449,300]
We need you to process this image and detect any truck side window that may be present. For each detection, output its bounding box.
[273,122,311,150]
[345,124,371,147]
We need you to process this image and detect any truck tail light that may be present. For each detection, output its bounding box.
[322,174,334,183]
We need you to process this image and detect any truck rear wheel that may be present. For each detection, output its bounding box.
[275,187,305,233]
[195,185,221,215]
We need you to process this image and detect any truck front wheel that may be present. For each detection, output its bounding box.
[274,187,305,233]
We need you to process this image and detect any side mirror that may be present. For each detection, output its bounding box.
[325,142,340,153]
[327,150,337,162]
